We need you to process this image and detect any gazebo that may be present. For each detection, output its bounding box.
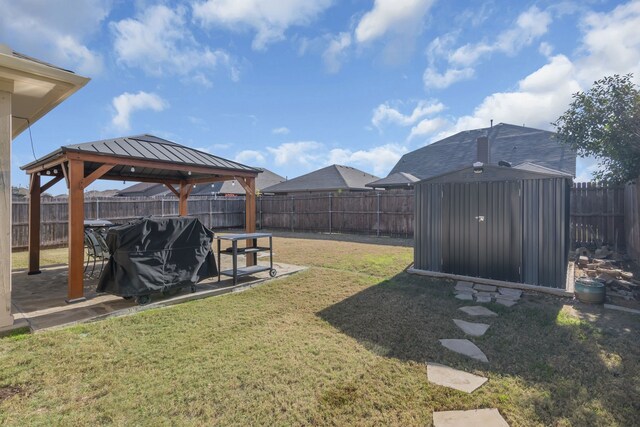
[21,134,261,302]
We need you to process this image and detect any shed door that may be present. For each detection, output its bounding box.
[442,181,522,282]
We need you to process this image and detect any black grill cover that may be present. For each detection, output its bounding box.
[97,217,217,297]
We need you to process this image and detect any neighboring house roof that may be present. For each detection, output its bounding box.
[366,172,420,189]
[389,123,576,180]
[190,168,285,196]
[115,182,169,197]
[22,134,258,175]
[262,165,379,194]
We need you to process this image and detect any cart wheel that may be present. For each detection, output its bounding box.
[136,295,151,305]
[190,285,197,293]
[269,269,277,278]
[122,296,134,300]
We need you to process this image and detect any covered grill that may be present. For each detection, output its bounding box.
[97,216,217,304]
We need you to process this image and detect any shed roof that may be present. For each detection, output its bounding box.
[390,123,576,180]
[419,164,572,184]
[366,172,419,189]
[262,165,379,194]
[21,134,259,184]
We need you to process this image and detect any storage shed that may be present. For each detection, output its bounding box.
[414,164,571,289]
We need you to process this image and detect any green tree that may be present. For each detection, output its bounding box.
[553,74,640,183]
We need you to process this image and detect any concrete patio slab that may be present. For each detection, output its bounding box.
[459,306,498,317]
[427,362,488,393]
[11,257,305,331]
[453,319,490,336]
[433,408,509,427]
[439,339,489,363]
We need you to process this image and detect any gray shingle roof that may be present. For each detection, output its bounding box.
[262,165,379,194]
[366,172,419,189]
[389,123,576,180]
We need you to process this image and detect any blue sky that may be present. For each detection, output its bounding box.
[3,0,640,194]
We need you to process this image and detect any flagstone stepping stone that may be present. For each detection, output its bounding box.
[498,287,522,298]
[474,284,497,292]
[453,319,490,337]
[496,297,518,307]
[475,295,492,303]
[433,408,509,427]
[455,281,475,292]
[455,293,474,301]
[459,306,498,317]
[474,291,494,303]
[427,362,488,393]
[439,339,489,363]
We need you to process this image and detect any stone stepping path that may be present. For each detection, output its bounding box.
[453,319,490,337]
[427,363,487,393]
[453,280,523,305]
[439,339,489,363]
[458,306,498,317]
[433,408,509,427]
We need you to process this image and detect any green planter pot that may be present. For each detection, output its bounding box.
[575,278,606,304]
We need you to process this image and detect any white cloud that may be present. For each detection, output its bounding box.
[372,100,444,129]
[576,1,640,84]
[272,126,290,135]
[193,0,333,50]
[408,117,450,140]
[111,4,237,85]
[267,141,324,167]
[111,91,168,131]
[0,0,109,74]
[322,32,352,73]
[423,66,475,89]
[449,6,552,67]
[235,150,266,165]
[328,144,408,176]
[355,0,436,43]
[575,156,599,182]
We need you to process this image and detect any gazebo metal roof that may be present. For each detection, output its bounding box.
[22,134,259,184]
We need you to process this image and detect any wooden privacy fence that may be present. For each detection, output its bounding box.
[12,196,246,249]
[625,180,640,261]
[258,190,414,237]
[570,182,626,250]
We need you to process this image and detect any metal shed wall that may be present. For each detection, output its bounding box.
[414,172,570,289]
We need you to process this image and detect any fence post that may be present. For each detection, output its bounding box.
[376,192,381,237]
[95,198,100,219]
[209,197,213,228]
[259,195,263,230]
[161,198,164,217]
[290,196,294,232]
[328,192,332,234]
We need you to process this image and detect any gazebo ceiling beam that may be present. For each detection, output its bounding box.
[64,152,258,179]
[185,176,230,185]
[81,163,114,189]
[39,175,63,193]
[164,183,180,197]
[98,175,182,185]
[25,157,65,174]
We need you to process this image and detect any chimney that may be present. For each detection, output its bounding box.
[476,136,489,164]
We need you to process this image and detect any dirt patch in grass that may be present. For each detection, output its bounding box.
[0,385,26,402]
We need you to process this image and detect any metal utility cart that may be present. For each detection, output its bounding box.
[216,233,276,285]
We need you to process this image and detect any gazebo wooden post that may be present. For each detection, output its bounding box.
[245,177,256,267]
[179,181,189,216]
[67,159,85,302]
[28,173,41,274]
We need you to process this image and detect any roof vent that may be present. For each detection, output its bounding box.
[498,160,511,167]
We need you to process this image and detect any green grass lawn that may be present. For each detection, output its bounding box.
[3,237,640,426]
